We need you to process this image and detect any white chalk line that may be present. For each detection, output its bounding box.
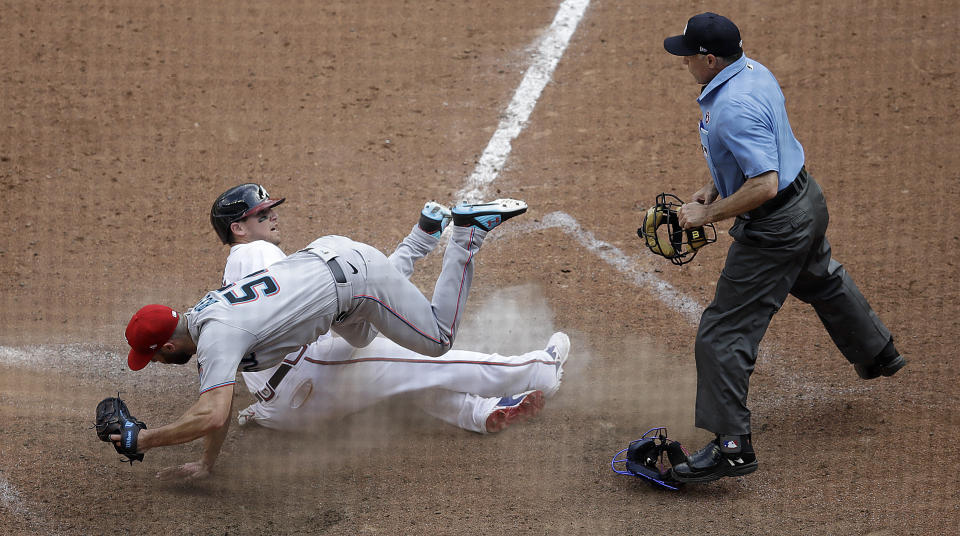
[0,475,58,534]
[0,476,29,516]
[0,3,594,517]
[501,211,705,324]
[457,0,591,203]
[448,0,705,325]
[450,0,702,326]
[0,0,857,515]
[453,0,866,407]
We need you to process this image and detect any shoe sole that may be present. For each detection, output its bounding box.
[485,390,544,433]
[880,355,907,376]
[452,199,527,229]
[670,460,758,483]
[422,202,453,219]
[855,355,907,380]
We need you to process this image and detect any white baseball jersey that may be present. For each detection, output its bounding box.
[222,241,287,287]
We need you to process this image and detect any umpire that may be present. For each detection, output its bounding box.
[661,13,905,483]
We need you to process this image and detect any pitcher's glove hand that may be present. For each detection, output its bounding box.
[95,396,147,464]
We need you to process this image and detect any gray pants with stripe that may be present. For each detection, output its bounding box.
[320,225,487,357]
[695,173,892,436]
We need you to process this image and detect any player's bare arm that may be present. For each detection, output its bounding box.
[679,171,777,228]
[112,385,234,452]
[155,404,232,482]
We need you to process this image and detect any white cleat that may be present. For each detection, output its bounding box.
[451,198,527,231]
[542,332,570,398]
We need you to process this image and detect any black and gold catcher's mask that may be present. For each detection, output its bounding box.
[637,193,717,266]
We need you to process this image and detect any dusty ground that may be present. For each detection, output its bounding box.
[1,1,958,534]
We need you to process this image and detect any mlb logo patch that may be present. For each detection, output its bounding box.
[722,439,739,450]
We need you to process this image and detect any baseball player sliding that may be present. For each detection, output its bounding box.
[211,184,569,434]
[116,189,566,481]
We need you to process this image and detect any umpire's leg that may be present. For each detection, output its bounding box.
[788,178,892,365]
[694,204,818,436]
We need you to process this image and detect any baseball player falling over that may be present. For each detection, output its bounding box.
[210,184,569,435]
[117,189,569,480]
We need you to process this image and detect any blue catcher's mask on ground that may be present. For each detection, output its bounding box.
[611,427,689,490]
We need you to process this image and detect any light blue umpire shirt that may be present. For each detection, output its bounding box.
[697,55,805,199]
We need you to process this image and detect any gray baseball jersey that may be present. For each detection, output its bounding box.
[223,234,561,434]
[189,243,340,393]
[187,227,486,393]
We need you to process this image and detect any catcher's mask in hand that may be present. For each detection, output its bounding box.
[637,193,716,266]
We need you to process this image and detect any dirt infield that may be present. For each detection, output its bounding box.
[1,1,958,534]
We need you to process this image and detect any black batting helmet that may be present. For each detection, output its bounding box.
[210,183,286,244]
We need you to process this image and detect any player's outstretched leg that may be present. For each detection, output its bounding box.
[348,199,528,357]
[485,332,568,432]
[451,199,527,231]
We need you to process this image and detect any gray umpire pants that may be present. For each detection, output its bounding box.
[695,171,892,436]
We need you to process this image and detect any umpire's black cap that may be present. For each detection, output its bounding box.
[664,12,742,57]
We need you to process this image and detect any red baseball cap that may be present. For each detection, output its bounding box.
[125,304,180,371]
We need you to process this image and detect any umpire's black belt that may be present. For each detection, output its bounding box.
[748,166,808,220]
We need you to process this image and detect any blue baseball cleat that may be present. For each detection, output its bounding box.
[418,201,453,238]
[452,198,527,231]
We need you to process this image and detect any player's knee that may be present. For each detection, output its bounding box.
[420,342,452,357]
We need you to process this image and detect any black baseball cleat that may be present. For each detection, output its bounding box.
[854,353,907,380]
[670,434,758,483]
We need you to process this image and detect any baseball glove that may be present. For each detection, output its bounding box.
[95,396,147,464]
[637,193,716,266]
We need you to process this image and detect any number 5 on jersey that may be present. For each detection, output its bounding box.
[221,275,279,304]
